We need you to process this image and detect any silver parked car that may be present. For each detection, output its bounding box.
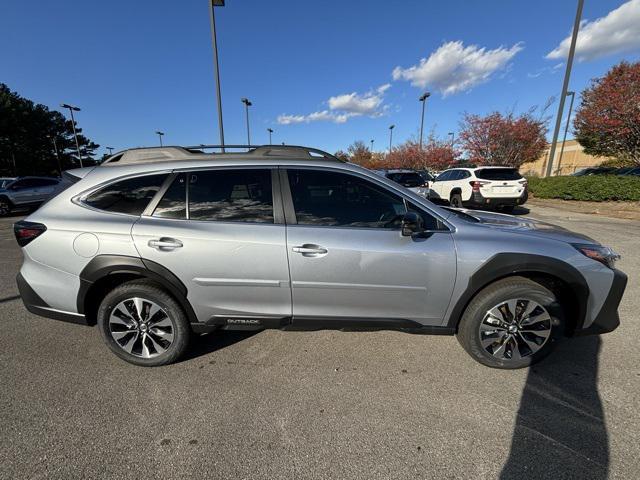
[0,176,63,215]
[15,145,627,368]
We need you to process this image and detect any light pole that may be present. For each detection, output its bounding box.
[267,128,274,144]
[370,139,374,152]
[50,135,62,176]
[448,132,455,147]
[60,103,83,168]
[155,131,165,146]
[556,91,576,175]
[418,92,430,149]
[388,124,395,152]
[106,147,114,155]
[545,0,584,177]
[209,0,226,151]
[241,98,252,145]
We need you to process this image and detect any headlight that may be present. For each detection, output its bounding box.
[573,244,620,269]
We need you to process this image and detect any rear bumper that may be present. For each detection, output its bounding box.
[465,190,528,207]
[16,272,88,325]
[574,269,627,336]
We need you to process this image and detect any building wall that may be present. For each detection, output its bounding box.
[520,139,611,177]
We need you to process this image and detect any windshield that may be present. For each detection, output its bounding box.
[475,168,522,181]
[387,172,424,188]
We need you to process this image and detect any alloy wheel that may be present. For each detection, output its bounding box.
[108,297,175,358]
[479,298,552,361]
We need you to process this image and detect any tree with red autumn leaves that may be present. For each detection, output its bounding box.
[574,61,640,165]
[386,138,459,170]
[459,111,548,167]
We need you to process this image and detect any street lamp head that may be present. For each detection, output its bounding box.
[419,92,431,102]
[389,124,395,130]
[61,103,81,111]
[211,0,225,5]
[566,91,575,96]
[267,128,274,133]
[241,98,252,106]
[155,131,164,136]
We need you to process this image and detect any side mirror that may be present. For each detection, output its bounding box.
[401,211,424,236]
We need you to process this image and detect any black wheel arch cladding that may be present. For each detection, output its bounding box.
[77,254,198,324]
[446,253,589,332]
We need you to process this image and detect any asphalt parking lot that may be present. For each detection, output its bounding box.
[0,203,638,479]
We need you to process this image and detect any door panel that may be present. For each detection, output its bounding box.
[131,168,291,323]
[287,226,456,324]
[282,167,457,326]
[132,218,291,322]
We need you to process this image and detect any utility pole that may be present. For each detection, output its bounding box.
[556,91,576,175]
[241,98,252,145]
[51,136,62,176]
[388,125,395,152]
[545,0,584,177]
[209,0,226,151]
[419,92,430,149]
[60,103,83,168]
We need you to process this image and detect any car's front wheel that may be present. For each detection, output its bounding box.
[97,280,191,366]
[456,276,564,369]
[0,198,12,216]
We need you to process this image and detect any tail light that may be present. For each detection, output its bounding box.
[14,221,47,247]
[469,181,489,192]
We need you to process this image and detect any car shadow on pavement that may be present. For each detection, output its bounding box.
[500,335,608,479]
[179,330,258,363]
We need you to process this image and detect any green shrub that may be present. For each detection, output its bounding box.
[527,175,640,202]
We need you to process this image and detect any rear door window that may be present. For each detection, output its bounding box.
[153,173,187,219]
[187,169,274,223]
[475,168,523,181]
[387,172,424,188]
[84,174,167,215]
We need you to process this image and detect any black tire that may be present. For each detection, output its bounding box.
[456,276,564,369]
[500,205,515,214]
[97,280,191,366]
[0,197,11,216]
[449,192,463,208]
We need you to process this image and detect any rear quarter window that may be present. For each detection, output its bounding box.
[83,174,167,215]
[475,168,522,181]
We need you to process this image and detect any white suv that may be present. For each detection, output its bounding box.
[429,167,528,212]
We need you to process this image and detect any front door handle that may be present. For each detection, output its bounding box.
[148,237,183,251]
[292,244,328,257]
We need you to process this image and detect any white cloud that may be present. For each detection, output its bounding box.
[392,40,523,97]
[547,0,640,61]
[277,84,390,125]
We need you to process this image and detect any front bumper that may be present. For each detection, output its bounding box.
[16,272,88,325]
[574,268,627,336]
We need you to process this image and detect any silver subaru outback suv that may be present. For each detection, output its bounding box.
[14,145,627,368]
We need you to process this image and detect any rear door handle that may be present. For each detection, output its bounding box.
[292,244,328,256]
[148,238,183,250]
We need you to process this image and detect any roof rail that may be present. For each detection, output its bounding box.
[101,144,345,166]
[185,144,344,162]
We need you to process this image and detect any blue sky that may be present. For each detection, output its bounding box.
[2,0,639,155]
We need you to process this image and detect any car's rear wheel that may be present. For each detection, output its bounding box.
[450,192,463,208]
[97,280,191,366]
[456,276,564,369]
